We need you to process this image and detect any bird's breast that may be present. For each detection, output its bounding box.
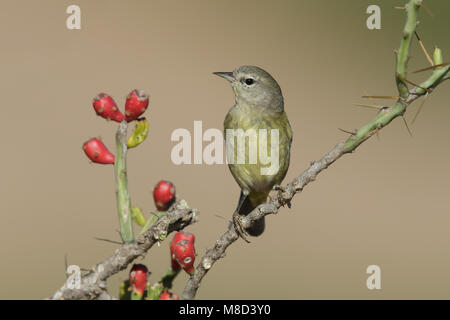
[223,105,292,194]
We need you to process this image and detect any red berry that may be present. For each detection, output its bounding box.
[125,89,149,122]
[159,290,179,300]
[93,93,125,122]
[83,138,115,164]
[173,240,196,274]
[170,232,195,271]
[171,256,181,271]
[129,264,148,295]
[170,232,195,257]
[153,180,176,211]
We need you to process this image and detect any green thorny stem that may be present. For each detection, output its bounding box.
[115,121,134,243]
[344,0,450,153]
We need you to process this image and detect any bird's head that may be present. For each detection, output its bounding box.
[214,65,284,112]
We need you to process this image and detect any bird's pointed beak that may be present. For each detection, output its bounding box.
[213,71,235,82]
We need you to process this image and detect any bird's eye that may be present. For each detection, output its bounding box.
[244,78,254,85]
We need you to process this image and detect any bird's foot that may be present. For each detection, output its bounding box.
[232,211,251,243]
[273,184,291,209]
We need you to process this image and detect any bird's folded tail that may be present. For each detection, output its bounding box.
[236,191,265,237]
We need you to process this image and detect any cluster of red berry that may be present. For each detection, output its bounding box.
[125,180,196,300]
[81,90,195,300]
[82,89,149,164]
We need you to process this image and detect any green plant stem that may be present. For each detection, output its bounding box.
[115,121,134,243]
[396,0,422,98]
[344,0,450,153]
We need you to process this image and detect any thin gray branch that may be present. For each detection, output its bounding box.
[49,200,198,300]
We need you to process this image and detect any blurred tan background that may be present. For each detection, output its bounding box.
[1,0,450,299]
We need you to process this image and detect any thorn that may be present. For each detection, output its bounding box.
[213,214,228,220]
[415,31,434,66]
[414,30,422,41]
[115,229,123,240]
[411,92,429,124]
[419,2,434,17]
[375,127,380,140]
[407,55,413,64]
[397,75,432,93]
[352,103,384,110]
[413,62,450,73]
[393,6,405,10]
[362,89,378,107]
[94,237,123,245]
[338,128,356,135]
[362,95,400,100]
[402,116,413,137]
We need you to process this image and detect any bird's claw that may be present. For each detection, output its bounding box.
[273,184,284,192]
[232,211,251,243]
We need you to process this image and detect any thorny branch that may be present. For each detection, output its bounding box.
[181,0,450,299]
[50,0,449,300]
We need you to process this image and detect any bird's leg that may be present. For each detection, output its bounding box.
[232,192,251,242]
[232,211,250,243]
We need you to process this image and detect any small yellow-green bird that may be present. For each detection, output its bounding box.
[215,65,292,239]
